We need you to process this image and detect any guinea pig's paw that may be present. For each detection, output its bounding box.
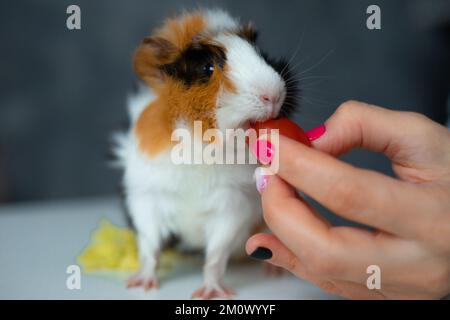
[262,262,285,277]
[126,272,159,291]
[191,284,235,300]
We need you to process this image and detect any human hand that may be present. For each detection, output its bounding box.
[247,101,450,299]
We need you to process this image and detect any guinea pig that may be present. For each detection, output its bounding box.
[113,8,298,299]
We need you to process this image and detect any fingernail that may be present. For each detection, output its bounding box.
[254,167,269,194]
[306,124,326,141]
[251,139,274,165]
[249,247,273,261]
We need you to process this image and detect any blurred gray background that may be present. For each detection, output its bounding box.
[0,0,449,203]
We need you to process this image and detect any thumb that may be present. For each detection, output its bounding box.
[310,100,450,181]
[310,101,416,158]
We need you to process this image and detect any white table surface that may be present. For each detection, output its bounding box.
[0,196,335,300]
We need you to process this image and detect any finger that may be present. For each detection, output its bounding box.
[310,101,399,156]
[310,101,450,182]
[246,233,309,277]
[261,174,334,256]
[255,160,446,296]
[246,234,386,299]
[245,233,350,297]
[260,174,367,281]
[256,174,415,294]
[260,175,371,281]
[270,134,435,238]
[310,100,420,158]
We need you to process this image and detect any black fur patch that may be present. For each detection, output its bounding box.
[261,52,300,118]
[161,43,226,86]
[237,23,259,43]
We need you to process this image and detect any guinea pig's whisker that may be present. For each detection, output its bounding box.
[298,75,334,81]
[279,30,305,78]
[302,96,337,107]
[298,48,334,76]
[299,80,327,89]
[283,76,300,86]
[285,78,300,85]
[287,56,311,74]
[301,96,336,109]
[284,74,299,81]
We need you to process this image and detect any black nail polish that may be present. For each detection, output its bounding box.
[249,247,272,260]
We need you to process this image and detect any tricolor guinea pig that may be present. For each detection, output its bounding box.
[113,9,298,299]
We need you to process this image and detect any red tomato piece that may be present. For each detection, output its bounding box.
[250,118,311,147]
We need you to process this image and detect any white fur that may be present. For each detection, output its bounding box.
[215,35,286,129]
[115,9,286,297]
[117,112,260,293]
[110,85,156,168]
[203,9,239,33]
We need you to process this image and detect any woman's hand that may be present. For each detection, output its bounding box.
[247,101,450,299]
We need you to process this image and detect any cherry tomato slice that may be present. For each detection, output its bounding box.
[250,118,311,147]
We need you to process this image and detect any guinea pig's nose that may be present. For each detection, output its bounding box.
[260,94,278,105]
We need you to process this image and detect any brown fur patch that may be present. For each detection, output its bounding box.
[155,13,207,52]
[134,99,174,157]
[134,37,178,86]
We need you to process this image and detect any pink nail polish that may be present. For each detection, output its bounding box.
[254,167,269,194]
[306,124,326,141]
[251,139,274,165]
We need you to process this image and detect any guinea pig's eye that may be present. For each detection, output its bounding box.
[202,63,214,77]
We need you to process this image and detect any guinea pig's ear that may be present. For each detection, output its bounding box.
[238,22,258,43]
[133,36,176,84]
